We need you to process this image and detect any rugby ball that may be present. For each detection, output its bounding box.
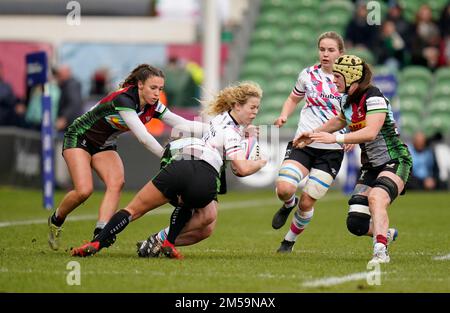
[241,136,260,160]
[231,137,260,177]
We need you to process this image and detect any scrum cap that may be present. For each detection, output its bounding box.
[333,55,364,88]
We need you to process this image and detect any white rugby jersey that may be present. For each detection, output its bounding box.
[177,111,245,173]
[292,64,345,150]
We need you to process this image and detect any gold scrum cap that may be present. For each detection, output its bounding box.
[333,55,364,88]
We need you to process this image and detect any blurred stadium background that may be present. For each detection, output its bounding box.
[1,0,450,194]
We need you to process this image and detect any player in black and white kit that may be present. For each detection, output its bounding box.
[70,82,267,258]
[271,32,350,253]
[47,64,204,251]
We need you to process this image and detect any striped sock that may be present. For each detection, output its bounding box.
[157,227,169,241]
[285,208,314,242]
[284,195,296,209]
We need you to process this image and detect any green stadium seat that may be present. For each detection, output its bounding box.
[431,82,450,99]
[288,10,319,28]
[285,115,300,129]
[399,66,433,85]
[273,60,303,78]
[345,48,376,65]
[399,112,421,137]
[429,0,448,20]
[251,25,283,43]
[262,95,285,113]
[267,78,294,97]
[278,44,306,60]
[400,97,423,115]
[281,27,316,45]
[246,42,276,61]
[321,10,352,29]
[257,8,286,28]
[423,114,450,136]
[321,0,354,15]
[260,0,289,10]
[397,80,429,99]
[240,59,272,77]
[254,111,277,126]
[435,67,450,82]
[290,0,321,11]
[429,99,450,115]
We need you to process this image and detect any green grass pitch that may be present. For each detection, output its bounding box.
[0,187,449,292]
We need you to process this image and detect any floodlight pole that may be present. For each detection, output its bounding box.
[202,0,220,103]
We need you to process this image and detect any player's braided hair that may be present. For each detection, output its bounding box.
[120,64,165,88]
[204,81,263,115]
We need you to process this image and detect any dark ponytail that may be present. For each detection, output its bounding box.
[120,64,165,88]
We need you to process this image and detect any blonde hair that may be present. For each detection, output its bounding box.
[317,31,345,53]
[204,81,263,115]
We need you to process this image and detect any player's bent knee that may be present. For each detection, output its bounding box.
[303,169,333,200]
[76,187,93,201]
[275,182,297,200]
[347,195,371,236]
[373,176,398,203]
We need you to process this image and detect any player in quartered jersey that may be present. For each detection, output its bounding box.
[271,31,351,253]
[47,64,204,251]
[301,55,412,265]
[70,82,267,258]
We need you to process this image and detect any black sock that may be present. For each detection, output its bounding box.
[94,210,131,249]
[167,206,193,244]
[93,227,102,239]
[51,212,65,227]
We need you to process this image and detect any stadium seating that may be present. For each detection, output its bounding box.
[245,41,277,61]
[399,66,433,86]
[397,80,429,100]
[346,47,376,65]
[431,82,450,99]
[429,99,450,115]
[400,97,424,116]
[423,114,450,136]
[244,0,450,137]
[240,59,272,78]
[399,112,421,137]
[435,67,450,83]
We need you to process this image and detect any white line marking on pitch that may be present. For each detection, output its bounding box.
[302,272,370,288]
[0,194,344,228]
[433,253,450,261]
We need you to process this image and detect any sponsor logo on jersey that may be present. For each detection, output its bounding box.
[349,121,366,131]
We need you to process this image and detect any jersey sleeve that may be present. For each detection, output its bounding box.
[365,87,389,114]
[223,126,244,159]
[291,68,308,98]
[366,96,388,114]
[153,100,168,119]
[113,93,137,112]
